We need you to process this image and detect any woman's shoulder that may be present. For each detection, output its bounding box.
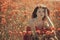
[28,18,37,23]
[27,18,37,26]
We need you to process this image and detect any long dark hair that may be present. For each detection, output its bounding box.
[32,6,49,20]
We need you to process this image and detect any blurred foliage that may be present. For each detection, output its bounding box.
[0,0,60,40]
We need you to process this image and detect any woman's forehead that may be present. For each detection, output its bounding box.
[37,8,45,13]
[37,7,48,13]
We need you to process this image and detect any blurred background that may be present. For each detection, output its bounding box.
[0,0,60,40]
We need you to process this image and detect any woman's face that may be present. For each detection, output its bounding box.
[37,8,45,19]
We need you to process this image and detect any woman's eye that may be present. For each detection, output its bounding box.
[38,10,44,13]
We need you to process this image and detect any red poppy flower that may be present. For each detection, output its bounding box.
[9,30,13,36]
[19,31,23,36]
[36,30,40,34]
[50,27,56,30]
[46,31,51,35]
[57,28,60,31]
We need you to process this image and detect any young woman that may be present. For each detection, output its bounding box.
[32,5,50,40]
[31,5,49,34]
